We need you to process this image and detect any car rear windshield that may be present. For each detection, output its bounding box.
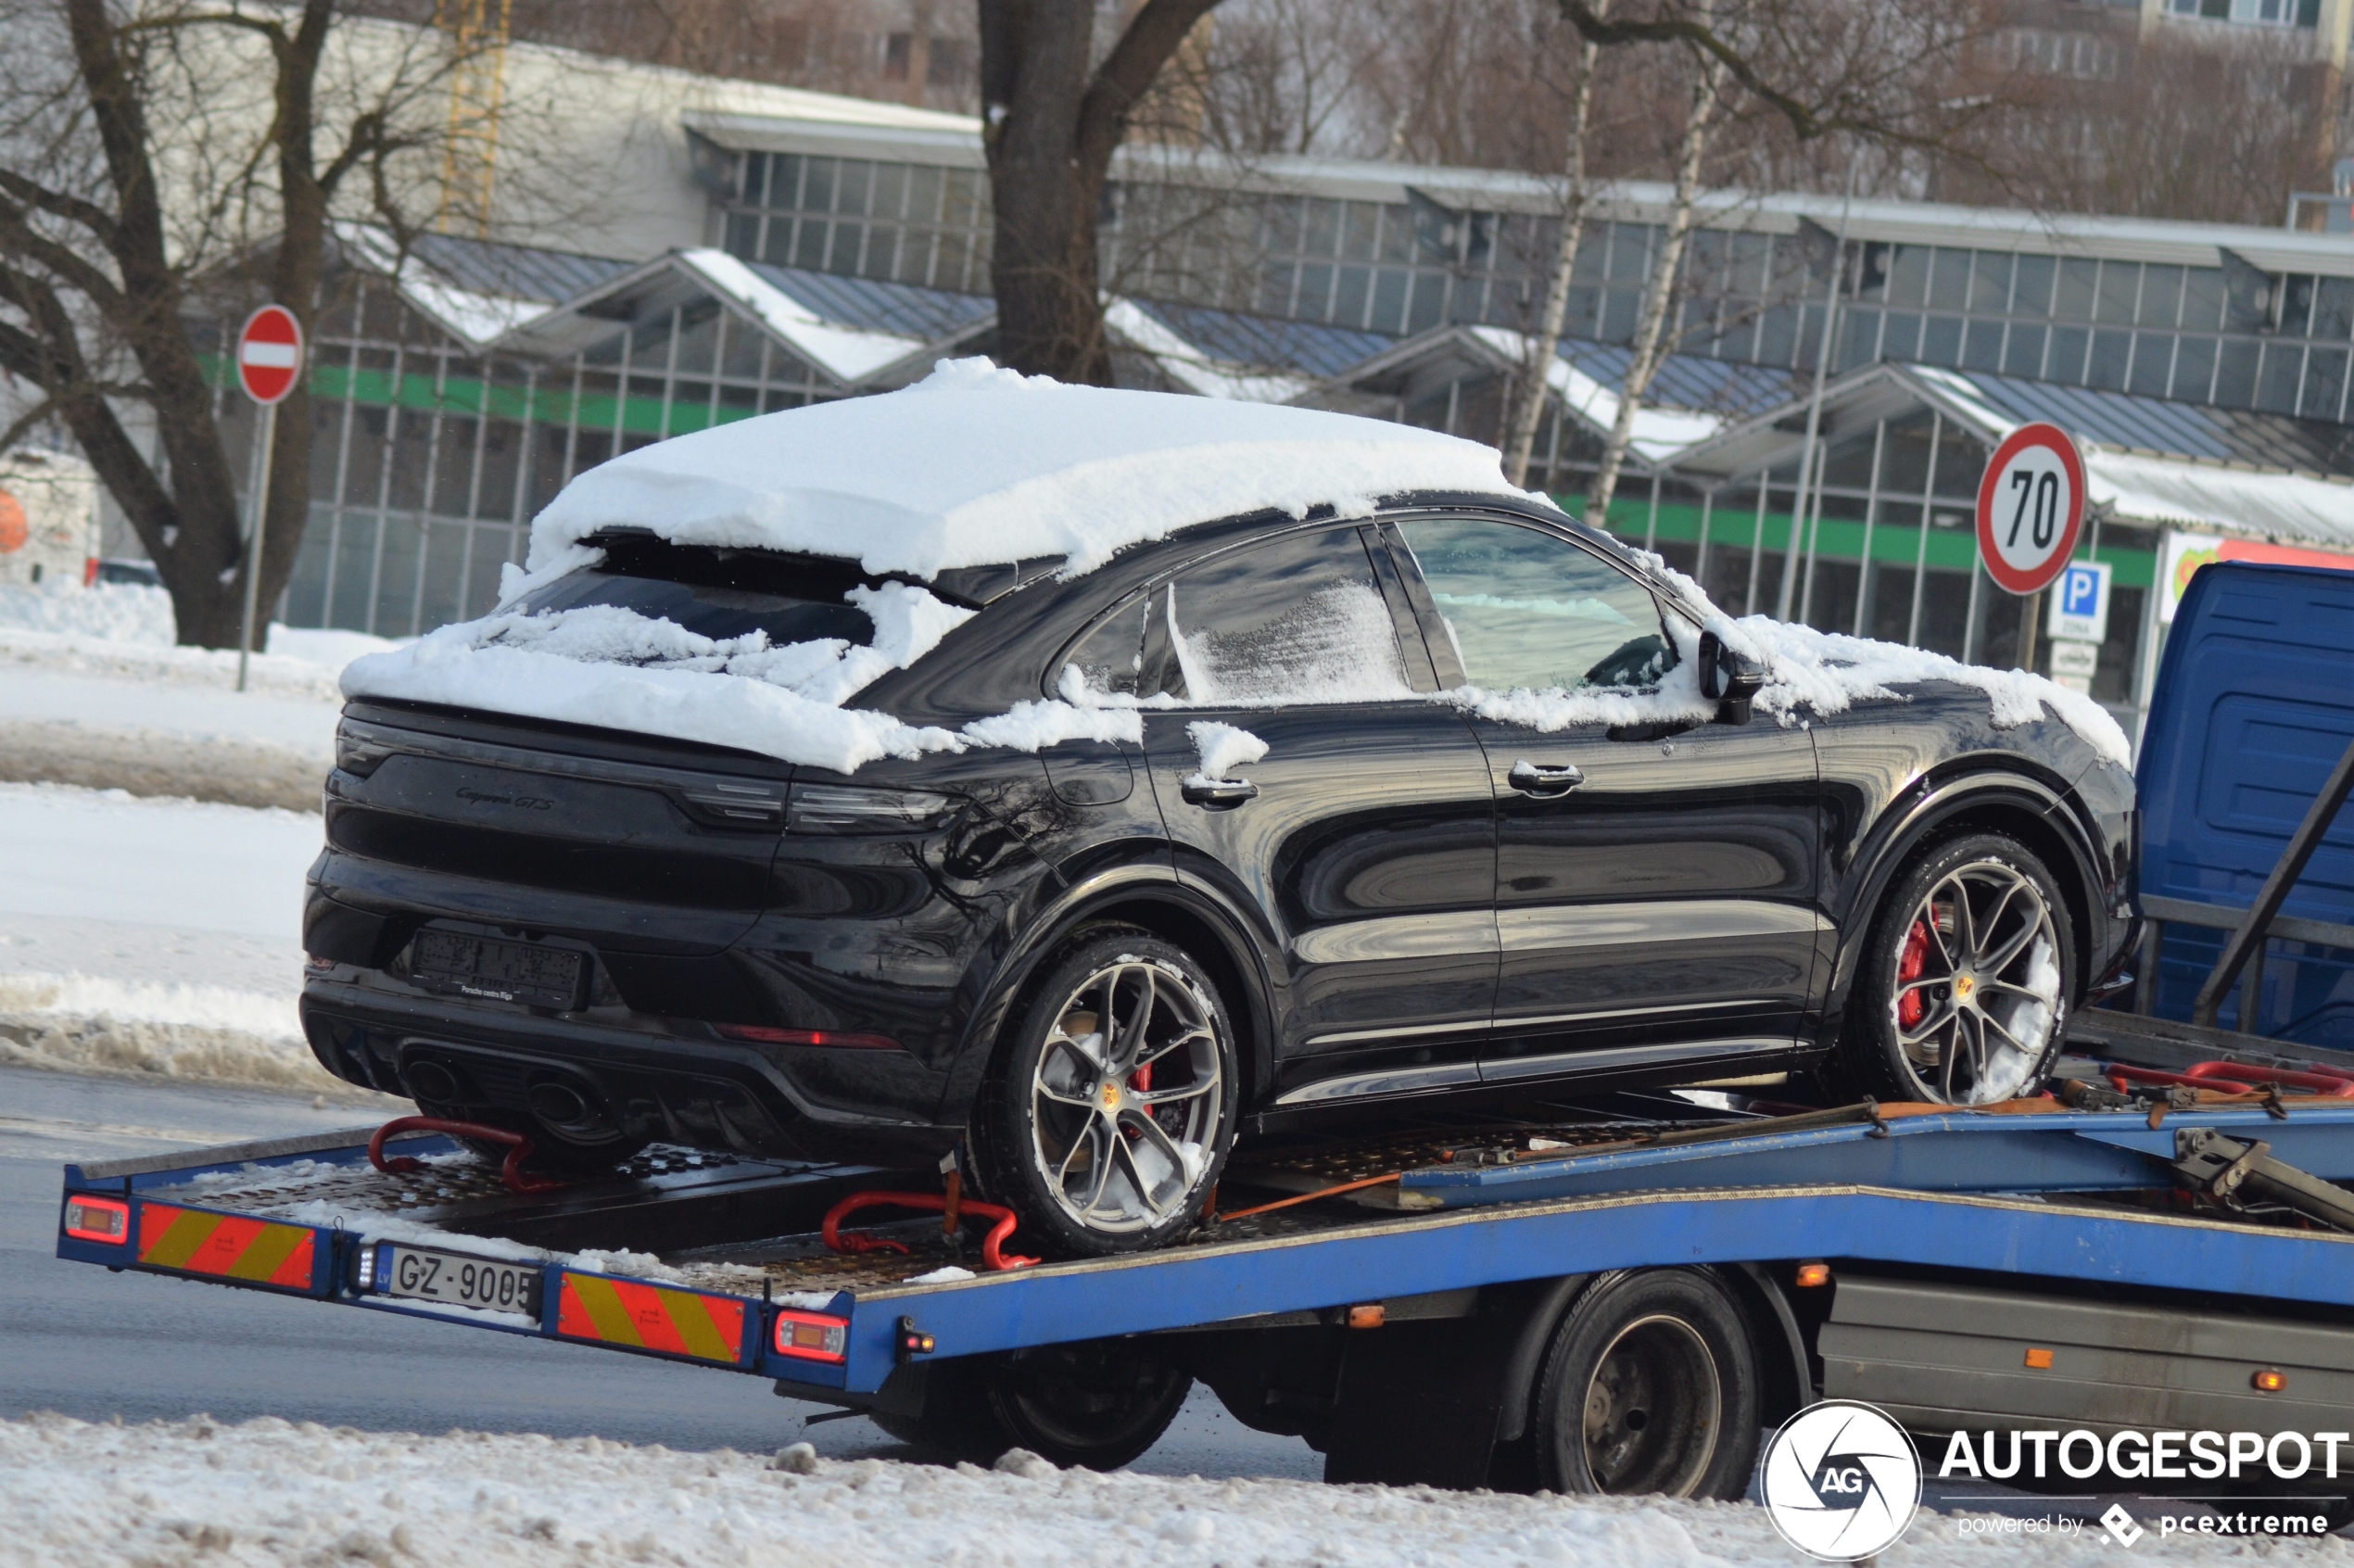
[511,532,895,646]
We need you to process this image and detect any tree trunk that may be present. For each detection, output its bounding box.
[43,0,342,648]
[1582,31,1727,529]
[1500,9,1605,491]
[979,3,1108,383]
[978,0,1222,385]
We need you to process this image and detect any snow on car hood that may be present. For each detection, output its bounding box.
[522,356,1525,580]
[1640,554,2133,765]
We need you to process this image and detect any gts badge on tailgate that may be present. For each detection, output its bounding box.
[410,929,587,1010]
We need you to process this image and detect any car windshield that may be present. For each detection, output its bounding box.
[508,533,889,648]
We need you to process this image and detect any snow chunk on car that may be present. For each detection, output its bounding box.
[525,356,1523,580]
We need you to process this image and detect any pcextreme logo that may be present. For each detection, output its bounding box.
[1759,1400,1924,1561]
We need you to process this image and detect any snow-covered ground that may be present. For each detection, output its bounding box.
[0,582,386,811]
[7,1414,2336,1568]
[0,781,353,1093]
[0,587,394,1093]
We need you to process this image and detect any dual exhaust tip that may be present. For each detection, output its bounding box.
[398,1049,616,1141]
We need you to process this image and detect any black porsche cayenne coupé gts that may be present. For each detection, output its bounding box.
[300,376,2137,1257]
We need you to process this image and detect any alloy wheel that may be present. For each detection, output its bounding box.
[1029,958,1223,1235]
[1889,858,2063,1104]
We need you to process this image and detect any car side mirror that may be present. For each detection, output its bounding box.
[1698,629,1766,725]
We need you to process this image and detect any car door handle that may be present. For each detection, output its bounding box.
[1181,777,1259,810]
[1508,760,1586,797]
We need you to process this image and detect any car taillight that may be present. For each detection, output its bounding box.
[773,1310,849,1362]
[787,784,954,834]
[63,1195,131,1244]
[716,1024,900,1050]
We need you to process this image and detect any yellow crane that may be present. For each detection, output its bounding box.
[435,0,513,237]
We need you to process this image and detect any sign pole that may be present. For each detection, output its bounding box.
[2014,587,2038,673]
[235,400,276,693]
[230,302,301,693]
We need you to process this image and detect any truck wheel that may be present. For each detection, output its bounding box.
[872,1340,1192,1471]
[1832,833,2075,1106]
[971,930,1236,1258]
[1530,1269,1761,1500]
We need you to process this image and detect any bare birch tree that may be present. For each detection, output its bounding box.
[1583,22,1725,523]
[1500,6,1602,488]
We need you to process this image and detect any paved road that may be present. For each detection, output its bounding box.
[0,1064,1323,1479]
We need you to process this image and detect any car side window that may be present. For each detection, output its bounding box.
[1392,517,1675,693]
[1061,594,1150,699]
[1152,525,1414,704]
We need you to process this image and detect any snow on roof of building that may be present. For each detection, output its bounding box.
[525,357,1528,579]
[335,225,635,348]
[1469,328,1725,465]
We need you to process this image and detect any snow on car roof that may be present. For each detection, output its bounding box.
[525,357,1531,580]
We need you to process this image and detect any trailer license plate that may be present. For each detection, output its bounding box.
[380,1246,541,1316]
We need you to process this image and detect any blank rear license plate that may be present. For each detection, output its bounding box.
[380,1245,542,1315]
[411,929,584,1009]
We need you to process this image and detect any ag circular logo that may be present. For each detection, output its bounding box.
[1759,1399,1922,1561]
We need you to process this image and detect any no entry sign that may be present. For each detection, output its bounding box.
[235,304,303,405]
[1975,422,2086,596]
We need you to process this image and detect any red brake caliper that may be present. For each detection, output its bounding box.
[1896,917,1930,1028]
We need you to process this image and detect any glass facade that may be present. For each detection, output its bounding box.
[219,133,2341,745]
[715,158,2354,426]
[720,151,993,295]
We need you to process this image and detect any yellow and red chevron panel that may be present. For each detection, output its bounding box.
[135,1202,319,1291]
[555,1271,750,1366]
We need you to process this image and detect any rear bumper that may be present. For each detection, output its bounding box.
[300,976,962,1167]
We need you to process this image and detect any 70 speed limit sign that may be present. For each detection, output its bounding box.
[1975,422,2087,596]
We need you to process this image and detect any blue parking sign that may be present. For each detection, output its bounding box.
[2047,560,2111,644]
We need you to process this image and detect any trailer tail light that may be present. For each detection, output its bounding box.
[63,1195,131,1244]
[2025,1347,2055,1370]
[773,1310,849,1363]
[1794,1261,1830,1288]
[716,1024,901,1051]
[2254,1369,2287,1393]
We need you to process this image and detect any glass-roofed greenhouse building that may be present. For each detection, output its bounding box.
[182,60,2354,748]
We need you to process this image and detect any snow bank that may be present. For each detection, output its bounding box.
[0,625,348,702]
[527,356,1521,580]
[0,582,398,674]
[0,580,173,644]
[0,1413,2277,1568]
[0,981,366,1098]
[0,783,363,1095]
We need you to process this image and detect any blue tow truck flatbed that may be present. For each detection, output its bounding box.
[52,1089,2354,1495]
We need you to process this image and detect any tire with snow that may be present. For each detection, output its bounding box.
[1528,1269,1761,1500]
[1829,832,2075,1106]
[873,1340,1194,1471]
[969,930,1237,1258]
